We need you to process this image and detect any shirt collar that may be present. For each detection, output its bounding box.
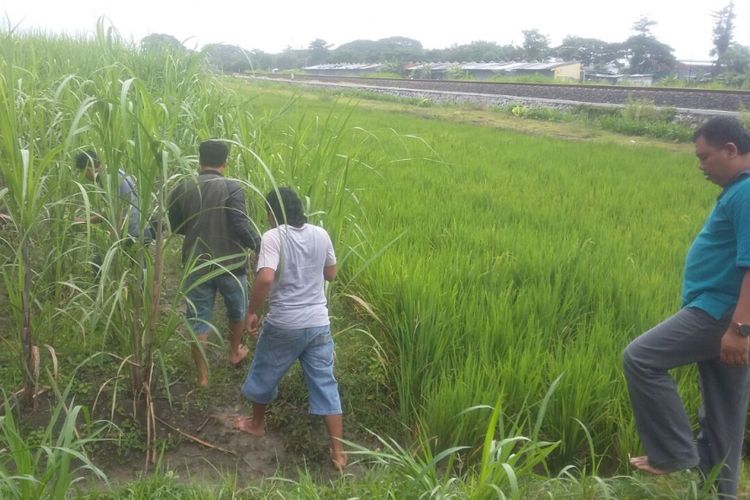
[718,170,750,199]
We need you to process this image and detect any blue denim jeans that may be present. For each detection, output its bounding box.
[241,323,342,415]
[185,272,248,336]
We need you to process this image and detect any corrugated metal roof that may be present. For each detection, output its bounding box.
[305,60,579,72]
[304,63,383,70]
[677,60,714,67]
[406,61,578,71]
[589,73,654,79]
[491,62,529,71]
[520,62,570,70]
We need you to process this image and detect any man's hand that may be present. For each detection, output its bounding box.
[245,267,273,339]
[720,328,750,366]
[245,312,260,339]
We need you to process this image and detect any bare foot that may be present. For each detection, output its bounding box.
[331,448,347,472]
[629,456,671,475]
[228,344,249,367]
[233,416,265,437]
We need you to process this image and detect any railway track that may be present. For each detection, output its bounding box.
[248,74,750,114]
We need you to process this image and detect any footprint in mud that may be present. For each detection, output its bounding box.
[152,407,290,481]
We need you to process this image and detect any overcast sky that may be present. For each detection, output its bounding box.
[2,0,748,60]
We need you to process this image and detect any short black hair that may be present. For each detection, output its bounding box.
[75,150,99,170]
[266,187,307,227]
[199,140,229,168]
[693,117,750,155]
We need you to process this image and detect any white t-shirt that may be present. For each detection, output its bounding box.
[257,224,336,329]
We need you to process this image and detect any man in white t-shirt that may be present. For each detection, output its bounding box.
[235,187,346,471]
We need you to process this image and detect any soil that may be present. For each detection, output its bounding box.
[99,400,290,485]
[90,377,358,489]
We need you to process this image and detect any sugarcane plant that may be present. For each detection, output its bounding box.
[0,28,73,408]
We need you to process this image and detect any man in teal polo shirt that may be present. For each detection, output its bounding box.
[623,116,750,498]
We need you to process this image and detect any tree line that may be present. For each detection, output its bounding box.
[141,2,749,84]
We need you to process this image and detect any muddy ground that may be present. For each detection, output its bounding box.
[84,349,371,490]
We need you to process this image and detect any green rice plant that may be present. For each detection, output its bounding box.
[342,379,561,499]
[251,88,710,471]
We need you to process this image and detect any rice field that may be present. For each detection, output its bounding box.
[0,26,737,498]
[241,84,714,464]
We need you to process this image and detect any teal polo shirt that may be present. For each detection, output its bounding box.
[682,173,750,319]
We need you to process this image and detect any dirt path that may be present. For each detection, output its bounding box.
[103,405,289,485]
[97,392,354,488]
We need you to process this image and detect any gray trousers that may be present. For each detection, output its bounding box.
[623,307,750,498]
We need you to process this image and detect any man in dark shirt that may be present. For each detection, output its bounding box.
[168,140,260,386]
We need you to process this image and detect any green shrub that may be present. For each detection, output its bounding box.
[599,116,693,141]
[620,99,676,122]
[507,105,569,122]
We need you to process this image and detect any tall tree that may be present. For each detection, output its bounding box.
[623,18,676,76]
[308,38,331,65]
[428,41,520,62]
[632,16,656,37]
[201,44,252,73]
[330,37,423,64]
[274,46,308,69]
[331,39,380,63]
[377,36,424,64]
[711,1,736,74]
[521,29,550,60]
[724,44,750,75]
[555,36,625,69]
[248,49,273,72]
[140,33,185,53]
